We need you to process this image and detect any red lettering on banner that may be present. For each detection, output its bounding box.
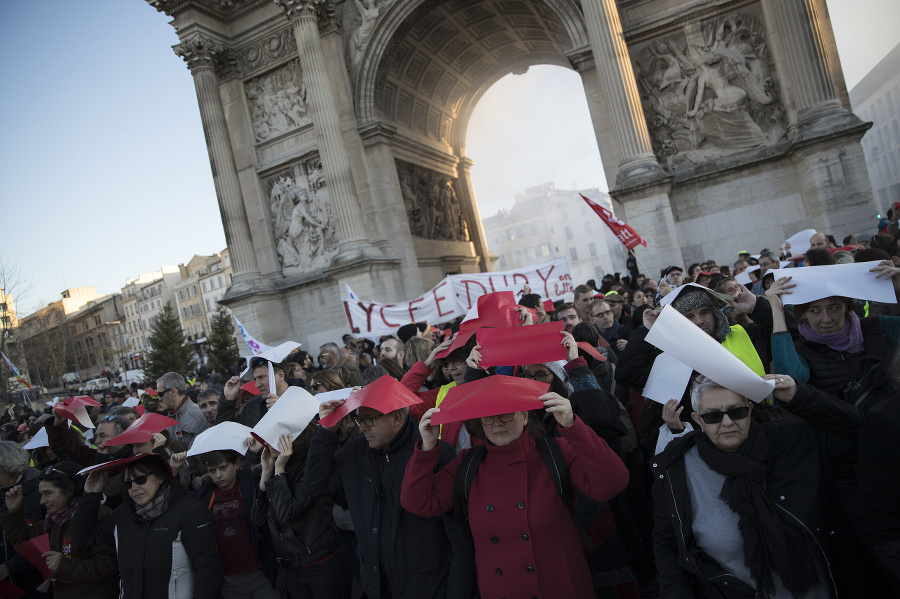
[535,265,555,297]
[343,302,361,333]
[462,280,487,308]
[408,297,425,322]
[380,304,400,328]
[358,302,376,332]
[488,277,496,292]
[503,275,509,286]
[513,273,528,287]
[433,281,452,317]
[554,281,574,295]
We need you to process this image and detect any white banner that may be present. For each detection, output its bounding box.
[343,258,573,336]
[234,316,273,356]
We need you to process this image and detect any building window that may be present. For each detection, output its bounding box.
[589,243,597,257]
[506,227,516,241]
[217,275,223,287]
[540,243,551,257]
[569,247,578,262]
[205,299,211,311]
[497,255,507,268]
[565,226,573,240]
[193,285,199,296]
[178,290,183,301]
[514,249,522,264]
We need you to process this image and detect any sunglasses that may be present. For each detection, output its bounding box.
[698,405,750,425]
[480,413,516,425]
[156,388,171,397]
[44,466,75,479]
[123,474,151,490]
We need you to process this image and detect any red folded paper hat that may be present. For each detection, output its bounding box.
[430,375,548,425]
[238,381,260,402]
[435,292,526,360]
[142,388,159,397]
[77,452,174,479]
[104,412,178,446]
[434,329,477,361]
[542,299,555,313]
[476,321,567,368]
[577,341,607,362]
[318,374,423,428]
[54,396,101,429]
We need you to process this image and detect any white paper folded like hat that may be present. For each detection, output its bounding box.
[250,386,320,449]
[785,228,817,257]
[187,421,253,458]
[23,427,49,450]
[660,282,734,307]
[242,340,301,380]
[123,397,140,408]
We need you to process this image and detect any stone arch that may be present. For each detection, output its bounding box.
[354,0,594,154]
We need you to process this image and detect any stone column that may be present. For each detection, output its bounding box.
[759,0,847,128]
[580,0,660,182]
[456,158,493,272]
[276,0,374,261]
[174,34,260,282]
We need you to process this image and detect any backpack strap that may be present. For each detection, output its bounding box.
[536,437,574,506]
[453,445,487,518]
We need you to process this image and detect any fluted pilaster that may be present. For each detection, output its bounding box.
[175,33,260,279]
[276,0,372,254]
[581,0,660,180]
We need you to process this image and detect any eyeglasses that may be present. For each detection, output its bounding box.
[592,310,613,318]
[44,466,74,479]
[123,474,151,490]
[480,413,516,425]
[698,405,750,425]
[156,388,171,397]
[521,370,553,382]
[353,414,385,427]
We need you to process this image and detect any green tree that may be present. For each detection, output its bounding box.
[207,306,239,372]
[144,302,194,381]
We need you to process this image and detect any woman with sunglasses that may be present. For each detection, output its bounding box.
[652,376,837,599]
[1,461,119,598]
[71,453,223,599]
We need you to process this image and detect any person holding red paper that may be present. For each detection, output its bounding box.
[400,373,629,599]
[304,377,477,599]
[1,462,118,599]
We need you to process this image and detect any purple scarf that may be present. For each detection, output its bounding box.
[799,310,865,353]
[44,498,78,533]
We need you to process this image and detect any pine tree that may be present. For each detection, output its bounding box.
[144,302,194,382]
[207,306,239,373]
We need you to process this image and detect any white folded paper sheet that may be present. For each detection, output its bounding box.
[187,421,254,457]
[642,353,694,405]
[785,229,817,257]
[250,386,320,449]
[313,387,355,403]
[769,261,897,305]
[645,306,775,402]
[660,283,734,307]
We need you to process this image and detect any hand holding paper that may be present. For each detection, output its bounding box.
[644,306,774,402]
[769,261,897,305]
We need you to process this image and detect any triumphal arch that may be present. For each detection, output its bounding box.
[146,0,876,347]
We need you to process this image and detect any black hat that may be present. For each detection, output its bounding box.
[660,265,683,277]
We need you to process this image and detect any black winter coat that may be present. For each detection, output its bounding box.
[0,467,45,594]
[651,411,837,599]
[71,491,223,599]
[304,418,477,599]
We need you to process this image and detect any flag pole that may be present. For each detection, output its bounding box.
[631,249,654,281]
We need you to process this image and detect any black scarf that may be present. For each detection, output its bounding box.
[599,318,621,343]
[694,422,819,597]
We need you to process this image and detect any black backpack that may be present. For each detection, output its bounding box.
[452,436,573,518]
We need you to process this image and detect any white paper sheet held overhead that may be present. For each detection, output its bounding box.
[644,306,775,402]
[250,386,320,449]
[642,353,694,405]
[312,387,355,404]
[660,283,734,307]
[769,261,897,305]
[785,229,817,257]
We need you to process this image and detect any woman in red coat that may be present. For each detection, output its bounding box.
[400,376,629,599]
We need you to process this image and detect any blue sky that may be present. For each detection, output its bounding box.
[2,0,898,314]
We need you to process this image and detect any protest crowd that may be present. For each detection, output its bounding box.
[1,220,900,599]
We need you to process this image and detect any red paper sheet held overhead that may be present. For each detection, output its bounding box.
[476,321,566,368]
[319,375,422,428]
[430,376,548,425]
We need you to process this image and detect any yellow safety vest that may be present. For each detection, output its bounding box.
[434,382,456,440]
[721,325,766,377]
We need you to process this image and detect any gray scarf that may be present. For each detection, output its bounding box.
[135,483,172,521]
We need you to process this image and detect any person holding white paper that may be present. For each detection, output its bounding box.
[652,377,836,599]
[767,260,900,408]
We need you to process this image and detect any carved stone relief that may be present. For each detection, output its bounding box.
[633,13,787,170]
[245,60,310,143]
[345,0,394,82]
[396,161,470,242]
[266,159,338,274]
[237,28,298,79]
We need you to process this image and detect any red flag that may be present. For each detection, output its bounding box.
[580,194,647,250]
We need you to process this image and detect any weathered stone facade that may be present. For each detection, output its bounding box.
[145,0,876,347]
